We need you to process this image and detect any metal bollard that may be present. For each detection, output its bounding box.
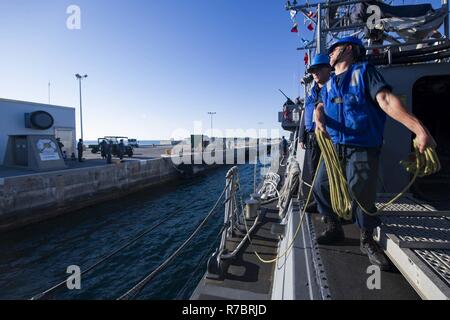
[250,193,262,209]
[245,199,259,220]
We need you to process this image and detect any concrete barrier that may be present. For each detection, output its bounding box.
[0,158,179,232]
[0,146,266,232]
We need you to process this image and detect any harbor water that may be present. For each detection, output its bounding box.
[0,164,265,300]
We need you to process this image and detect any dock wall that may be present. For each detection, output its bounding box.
[0,158,179,232]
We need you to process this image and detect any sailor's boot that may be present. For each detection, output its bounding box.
[317,217,344,245]
[304,201,318,213]
[360,229,390,271]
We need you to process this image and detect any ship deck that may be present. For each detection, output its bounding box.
[310,211,420,299]
[191,158,450,300]
[274,194,450,300]
[190,198,281,300]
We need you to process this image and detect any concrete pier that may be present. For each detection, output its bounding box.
[0,144,273,232]
[0,157,179,232]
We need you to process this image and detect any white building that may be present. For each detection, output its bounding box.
[0,98,76,168]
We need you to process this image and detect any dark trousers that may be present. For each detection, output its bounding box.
[78,151,83,162]
[302,132,321,203]
[312,144,381,232]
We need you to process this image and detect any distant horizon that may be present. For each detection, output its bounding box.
[83,136,280,142]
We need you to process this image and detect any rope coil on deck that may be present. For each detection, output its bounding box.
[244,154,319,264]
[315,130,441,218]
[258,173,281,201]
[243,130,442,265]
[234,141,317,265]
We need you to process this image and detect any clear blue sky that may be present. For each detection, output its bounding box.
[0,0,307,140]
[0,0,444,140]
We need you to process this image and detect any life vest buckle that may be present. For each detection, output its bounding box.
[332,97,344,104]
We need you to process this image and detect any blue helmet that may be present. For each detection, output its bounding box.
[328,36,366,57]
[307,54,331,73]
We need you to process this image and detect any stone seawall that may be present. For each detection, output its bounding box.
[0,158,179,232]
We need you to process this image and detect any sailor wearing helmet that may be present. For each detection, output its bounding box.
[300,54,332,213]
[313,36,436,270]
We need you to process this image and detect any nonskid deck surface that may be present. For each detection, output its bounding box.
[307,194,450,300]
[376,195,450,299]
[310,213,420,300]
[191,200,282,300]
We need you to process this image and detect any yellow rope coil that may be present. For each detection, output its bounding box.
[315,130,441,219]
[247,131,441,265]
[315,130,353,220]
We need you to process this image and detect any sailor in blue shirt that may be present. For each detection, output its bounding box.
[313,36,436,269]
[300,54,331,212]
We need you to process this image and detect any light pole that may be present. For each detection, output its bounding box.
[255,122,265,193]
[75,74,88,141]
[257,122,264,147]
[208,112,217,139]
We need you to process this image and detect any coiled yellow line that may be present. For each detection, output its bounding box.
[315,130,441,218]
[248,131,440,265]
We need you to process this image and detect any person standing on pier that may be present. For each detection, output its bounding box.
[100,139,107,160]
[56,138,64,154]
[106,140,113,164]
[118,139,125,161]
[300,54,332,213]
[77,139,84,163]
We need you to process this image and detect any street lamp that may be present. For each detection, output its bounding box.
[254,122,265,193]
[75,74,88,141]
[208,112,217,139]
[257,122,264,143]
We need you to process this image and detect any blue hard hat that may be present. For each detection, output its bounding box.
[307,54,331,73]
[328,36,366,56]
